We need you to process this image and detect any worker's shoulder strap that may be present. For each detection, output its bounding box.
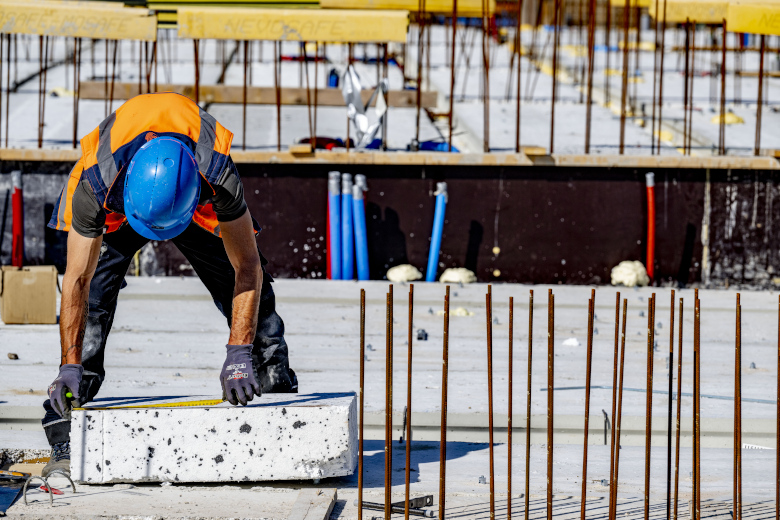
[82,93,232,202]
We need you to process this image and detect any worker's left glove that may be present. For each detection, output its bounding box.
[48,364,83,418]
[220,344,261,406]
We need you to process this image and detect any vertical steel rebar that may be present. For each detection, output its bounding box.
[4,34,10,148]
[416,0,426,146]
[193,40,200,104]
[358,289,366,520]
[547,289,554,520]
[687,23,696,155]
[508,295,514,520]
[580,290,595,520]
[313,42,319,151]
[618,0,630,155]
[481,0,490,153]
[735,294,742,520]
[650,0,660,155]
[71,37,79,148]
[448,2,457,152]
[719,21,727,155]
[386,285,394,520]
[644,294,655,520]
[608,291,621,520]
[656,0,668,153]
[549,0,561,153]
[302,42,314,148]
[584,0,596,153]
[514,0,523,153]
[682,21,690,155]
[243,41,248,151]
[438,286,450,520]
[755,35,765,156]
[524,290,533,520]
[405,284,414,520]
[486,286,496,520]
[673,298,683,520]
[275,41,281,151]
[667,290,675,520]
[612,298,628,519]
[693,290,700,520]
[108,40,117,114]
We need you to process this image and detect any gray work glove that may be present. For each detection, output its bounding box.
[48,364,83,417]
[220,344,261,406]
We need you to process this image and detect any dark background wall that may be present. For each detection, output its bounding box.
[1,161,777,287]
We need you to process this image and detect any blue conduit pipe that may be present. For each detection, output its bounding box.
[341,173,354,280]
[352,178,369,281]
[425,182,448,282]
[328,172,342,280]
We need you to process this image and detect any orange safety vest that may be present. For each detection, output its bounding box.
[49,92,240,238]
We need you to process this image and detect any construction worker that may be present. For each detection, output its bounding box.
[41,92,297,478]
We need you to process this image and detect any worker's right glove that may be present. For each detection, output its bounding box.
[220,344,261,406]
[48,364,83,417]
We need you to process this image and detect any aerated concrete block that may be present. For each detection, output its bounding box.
[71,393,357,484]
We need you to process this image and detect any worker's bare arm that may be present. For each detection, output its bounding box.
[60,230,102,365]
[221,209,262,346]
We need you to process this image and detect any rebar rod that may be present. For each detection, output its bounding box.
[667,290,675,520]
[386,285,394,520]
[486,286,495,520]
[687,23,696,155]
[514,0,523,153]
[584,0,596,153]
[682,21,690,156]
[612,298,628,519]
[193,40,200,104]
[719,21,727,155]
[604,0,611,106]
[656,0,667,153]
[549,0,561,153]
[416,0,425,146]
[547,289,554,520]
[651,0,660,155]
[481,0,490,153]
[644,294,655,520]
[673,298,683,520]
[693,290,700,520]
[358,289,366,520]
[755,35,765,156]
[243,41,248,151]
[405,284,414,520]
[524,290,533,520]
[608,291,621,520]
[618,0,630,154]
[508,295,514,520]
[438,285,450,520]
[735,294,742,520]
[448,3,457,152]
[580,290,595,520]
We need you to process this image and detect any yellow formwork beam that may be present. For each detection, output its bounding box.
[178,7,410,42]
[727,2,780,36]
[648,0,727,24]
[0,1,158,40]
[319,0,494,17]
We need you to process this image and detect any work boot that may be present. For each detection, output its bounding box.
[42,441,71,478]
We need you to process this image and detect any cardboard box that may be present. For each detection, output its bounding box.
[0,266,58,324]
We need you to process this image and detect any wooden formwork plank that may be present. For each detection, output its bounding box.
[648,0,727,24]
[727,1,780,37]
[318,0,494,17]
[177,7,410,42]
[0,1,157,40]
[77,81,438,108]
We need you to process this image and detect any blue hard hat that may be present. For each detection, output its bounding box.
[123,137,201,241]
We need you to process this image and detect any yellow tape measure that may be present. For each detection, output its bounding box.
[75,399,225,411]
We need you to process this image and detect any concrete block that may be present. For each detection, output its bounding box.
[71,393,357,484]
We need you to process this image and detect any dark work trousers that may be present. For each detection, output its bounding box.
[42,222,296,446]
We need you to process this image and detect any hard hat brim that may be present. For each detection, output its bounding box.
[125,210,193,241]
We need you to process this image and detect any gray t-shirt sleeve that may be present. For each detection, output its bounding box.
[71,180,106,238]
[211,156,248,222]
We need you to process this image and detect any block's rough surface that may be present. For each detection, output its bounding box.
[71,393,357,484]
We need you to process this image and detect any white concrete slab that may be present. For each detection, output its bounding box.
[70,393,357,484]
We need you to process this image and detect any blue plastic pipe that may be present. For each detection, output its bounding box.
[425,182,448,282]
[341,173,354,280]
[328,172,342,280]
[352,181,369,281]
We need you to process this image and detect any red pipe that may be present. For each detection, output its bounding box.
[11,170,23,267]
[645,172,656,282]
